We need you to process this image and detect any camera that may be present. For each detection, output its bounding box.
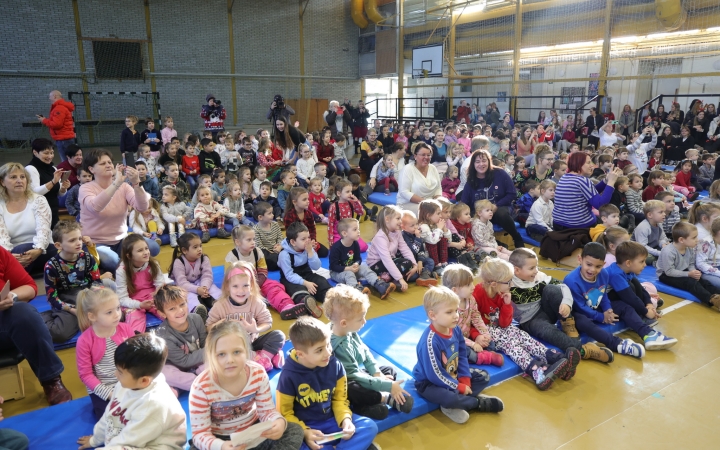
[214,100,221,105]
[273,94,285,109]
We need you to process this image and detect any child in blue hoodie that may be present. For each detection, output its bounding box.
[413,286,504,425]
[276,316,379,450]
[278,222,332,306]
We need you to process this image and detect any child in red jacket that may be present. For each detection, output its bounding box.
[473,258,570,390]
[182,146,200,193]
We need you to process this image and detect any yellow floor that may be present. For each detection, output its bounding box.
[5,218,720,449]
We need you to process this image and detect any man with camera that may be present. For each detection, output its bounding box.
[324,100,353,138]
[267,94,295,124]
[201,94,226,141]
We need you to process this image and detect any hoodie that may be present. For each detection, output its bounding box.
[42,99,75,140]
[276,349,352,429]
[278,238,321,285]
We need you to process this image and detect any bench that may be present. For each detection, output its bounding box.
[0,348,25,401]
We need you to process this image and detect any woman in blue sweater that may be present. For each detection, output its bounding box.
[553,152,622,230]
[460,149,524,248]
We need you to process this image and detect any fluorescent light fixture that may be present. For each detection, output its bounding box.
[453,0,487,15]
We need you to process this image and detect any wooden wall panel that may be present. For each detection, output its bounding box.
[285,99,330,133]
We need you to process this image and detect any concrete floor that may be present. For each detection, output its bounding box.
[3,162,720,448]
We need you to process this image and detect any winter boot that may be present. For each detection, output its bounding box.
[169,233,178,248]
[561,317,580,338]
[201,231,210,243]
[476,350,505,367]
[416,268,438,287]
[374,279,396,300]
[582,342,614,363]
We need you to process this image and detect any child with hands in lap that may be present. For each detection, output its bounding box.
[169,232,221,317]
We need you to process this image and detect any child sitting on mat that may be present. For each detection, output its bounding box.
[696,217,720,293]
[168,232,220,316]
[76,286,135,420]
[77,334,187,450]
[365,205,417,294]
[279,222,332,307]
[441,264,505,367]
[154,285,206,392]
[413,286,504,425]
[632,200,669,266]
[657,222,720,312]
[474,258,572,390]
[329,218,396,299]
[276,317,380,450]
[327,179,368,251]
[189,321,303,450]
[326,285,414,420]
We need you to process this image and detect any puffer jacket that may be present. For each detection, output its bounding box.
[42,99,75,140]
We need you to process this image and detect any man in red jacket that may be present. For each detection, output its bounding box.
[37,91,76,162]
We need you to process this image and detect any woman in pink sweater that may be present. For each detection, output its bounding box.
[365,205,418,293]
[79,149,160,273]
[115,234,165,333]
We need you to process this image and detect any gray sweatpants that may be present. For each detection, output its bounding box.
[330,263,379,287]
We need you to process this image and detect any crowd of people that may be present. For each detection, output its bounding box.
[2,93,720,450]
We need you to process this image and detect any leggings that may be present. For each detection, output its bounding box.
[425,238,449,266]
[491,206,524,247]
[251,330,285,356]
[488,325,547,371]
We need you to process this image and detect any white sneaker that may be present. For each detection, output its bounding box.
[440,406,469,424]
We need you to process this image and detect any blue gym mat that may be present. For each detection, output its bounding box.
[636,266,700,303]
[517,228,541,247]
[130,223,235,246]
[368,192,397,206]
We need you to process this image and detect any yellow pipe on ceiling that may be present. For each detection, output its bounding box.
[364,0,384,24]
[351,0,369,28]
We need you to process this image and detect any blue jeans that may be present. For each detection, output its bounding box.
[334,158,351,177]
[55,138,76,162]
[11,243,57,275]
[185,175,198,193]
[0,301,64,384]
[97,237,161,273]
[231,217,256,227]
[300,415,377,450]
[409,256,435,282]
[416,369,490,410]
[702,274,720,290]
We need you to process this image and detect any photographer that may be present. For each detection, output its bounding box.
[324,100,352,139]
[200,94,226,141]
[267,94,295,124]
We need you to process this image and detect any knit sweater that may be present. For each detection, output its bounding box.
[554,174,614,229]
[632,219,668,257]
[79,181,149,245]
[171,255,216,295]
[161,201,194,223]
[656,244,695,278]
[89,373,186,449]
[626,188,645,214]
[331,332,392,392]
[366,229,416,281]
[194,201,229,222]
[190,364,282,450]
[206,297,273,341]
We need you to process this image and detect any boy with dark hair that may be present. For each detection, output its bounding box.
[590,204,621,241]
[198,138,222,176]
[42,221,115,342]
[509,248,611,369]
[551,160,567,184]
[134,160,160,200]
[517,179,540,223]
[277,317,379,450]
[77,334,187,450]
[66,167,93,221]
[277,170,296,213]
[655,190,681,239]
[253,201,284,271]
[607,241,677,350]
[613,148,631,171]
[253,180,282,219]
[401,210,438,286]
[160,162,191,203]
[657,222,720,311]
[278,222,331,305]
[349,173,378,221]
[563,243,646,359]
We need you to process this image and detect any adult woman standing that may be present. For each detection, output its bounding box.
[26,138,69,229]
[514,145,554,197]
[619,104,634,138]
[79,150,160,273]
[397,142,442,215]
[584,107,604,148]
[554,152,620,230]
[273,116,305,166]
[460,149,524,249]
[359,128,384,176]
[0,163,56,275]
[56,144,83,188]
[668,126,696,163]
[0,245,72,405]
[368,142,406,192]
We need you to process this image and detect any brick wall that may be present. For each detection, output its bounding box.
[0,0,360,142]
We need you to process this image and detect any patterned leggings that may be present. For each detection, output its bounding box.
[488,325,547,371]
[197,216,225,232]
[425,237,449,266]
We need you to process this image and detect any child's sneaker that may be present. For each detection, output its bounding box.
[561,317,579,338]
[369,205,379,222]
[271,351,285,369]
[582,342,614,363]
[151,233,162,246]
[279,303,310,320]
[476,394,504,412]
[476,350,504,367]
[355,404,388,420]
[709,294,720,312]
[201,231,211,243]
[440,406,469,424]
[643,331,678,350]
[556,347,581,380]
[192,304,208,324]
[321,216,329,224]
[355,284,371,296]
[217,228,231,239]
[169,233,178,248]
[302,295,324,318]
[368,442,382,450]
[374,279,396,300]
[416,269,438,287]
[617,338,646,358]
[387,393,414,413]
[253,350,273,372]
[384,188,390,195]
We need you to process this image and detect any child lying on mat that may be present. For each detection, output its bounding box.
[77,334,187,450]
[325,285,414,420]
[413,286,504,425]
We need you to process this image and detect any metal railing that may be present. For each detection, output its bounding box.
[634,94,720,131]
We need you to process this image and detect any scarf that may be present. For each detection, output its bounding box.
[511,272,552,290]
[28,155,61,212]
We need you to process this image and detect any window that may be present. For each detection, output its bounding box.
[92,41,143,79]
[460,71,473,93]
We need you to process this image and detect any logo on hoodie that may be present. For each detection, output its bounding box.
[297,383,333,408]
